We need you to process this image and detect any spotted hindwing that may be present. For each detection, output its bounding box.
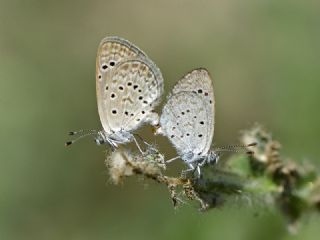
[170,68,215,154]
[160,91,212,159]
[96,36,163,133]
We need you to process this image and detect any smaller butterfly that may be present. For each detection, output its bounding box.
[66,36,164,152]
[156,68,256,175]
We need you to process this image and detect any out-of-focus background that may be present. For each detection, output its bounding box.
[1,0,320,239]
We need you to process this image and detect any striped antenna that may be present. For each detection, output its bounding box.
[65,129,97,147]
[214,142,257,155]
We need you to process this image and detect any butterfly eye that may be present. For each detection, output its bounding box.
[109,61,115,66]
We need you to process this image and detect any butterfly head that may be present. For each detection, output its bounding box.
[94,131,108,145]
[207,151,220,164]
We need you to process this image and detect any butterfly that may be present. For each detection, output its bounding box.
[157,68,255,175]
[66,36,164,151]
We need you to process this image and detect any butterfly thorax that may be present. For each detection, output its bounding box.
[181,150,219,166]
[95,130,133,148]
[181,151,205,164]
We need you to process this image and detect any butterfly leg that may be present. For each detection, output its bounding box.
[166,156,180,163]
[107,139,118,152]
[133,133,152,148]
[195,159,209,177]
[198,158,207,167]
[196,165,201,176]
[132,135,144,154]
[180,163,197,178]
[132,133,157,155]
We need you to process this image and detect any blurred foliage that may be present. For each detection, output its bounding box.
[107,125,320,234]
[0,0,320,239]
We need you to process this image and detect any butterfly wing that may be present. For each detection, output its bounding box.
[96,36,163,133]
[160,91,212,158]
[104,57,163,132]
[170,68,215,154]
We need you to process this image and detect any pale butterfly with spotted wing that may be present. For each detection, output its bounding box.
[157,68,255,175]
[66,36,164,151]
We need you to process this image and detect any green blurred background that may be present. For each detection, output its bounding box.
[1,0,320,239]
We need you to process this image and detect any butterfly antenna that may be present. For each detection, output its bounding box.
[214,142,257,155]
[65,130,97,147]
